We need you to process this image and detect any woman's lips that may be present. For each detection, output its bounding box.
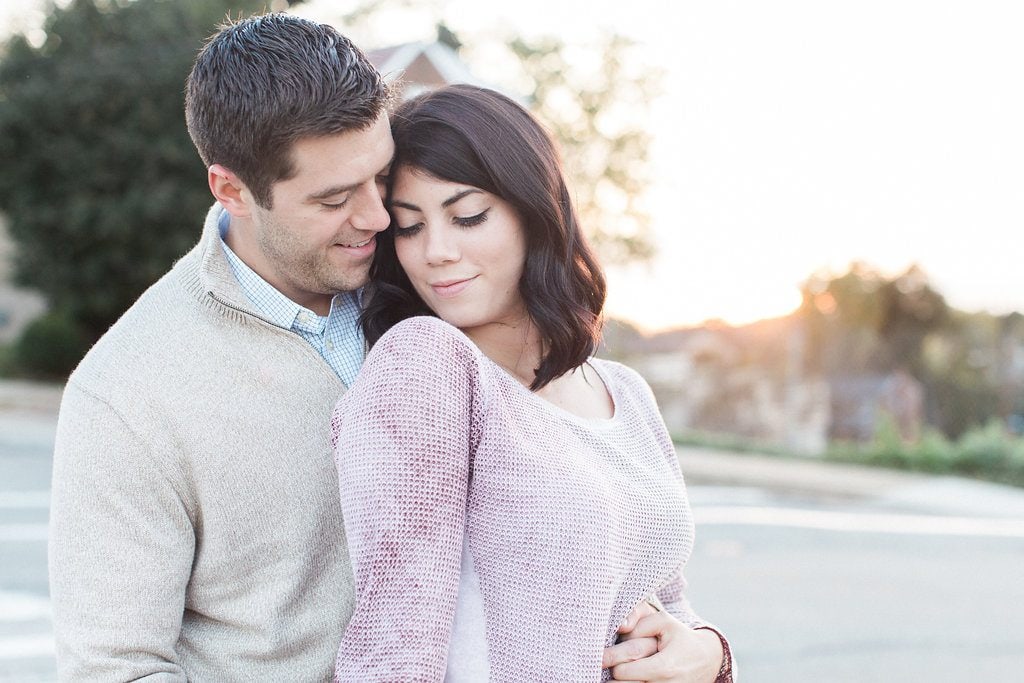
[430,276,477,298]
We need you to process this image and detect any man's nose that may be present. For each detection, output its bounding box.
[350,183,391,233]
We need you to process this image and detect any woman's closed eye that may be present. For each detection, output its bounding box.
[394,221,423,237]
[395,209,490,237]
[454,209,489,228]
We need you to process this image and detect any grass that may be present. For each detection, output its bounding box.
[675,419,1024,489]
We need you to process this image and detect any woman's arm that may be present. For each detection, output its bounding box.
[332,319,483,681]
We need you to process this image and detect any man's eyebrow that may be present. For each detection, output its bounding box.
[306,183,359,202]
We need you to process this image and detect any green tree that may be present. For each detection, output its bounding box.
[799,263,948,377]
[797,263,1019,439]
[502,32,657,262]
[0,0,276,346]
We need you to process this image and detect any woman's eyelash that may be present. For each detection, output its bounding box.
[454,210,489,227]
[394,223,423,237]
[394,209,489,236]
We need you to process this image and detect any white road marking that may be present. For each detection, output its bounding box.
[0,591,50,621]
[694,506,1024,537]
[0,634,55,659]
[0,523,48,542]
[0,491,50,508]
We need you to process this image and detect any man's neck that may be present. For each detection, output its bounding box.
[221,215,334,316]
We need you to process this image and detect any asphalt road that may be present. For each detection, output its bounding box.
[2,408,1023,682]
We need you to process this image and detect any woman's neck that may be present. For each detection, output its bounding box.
[463,315,544,388]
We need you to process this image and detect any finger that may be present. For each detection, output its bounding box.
[627,611,680,641]
[611,651,674,682]
[618,600,659,634]
[602,636,658,667]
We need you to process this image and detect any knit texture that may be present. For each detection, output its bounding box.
[332,317,715,682]
[49,204,353,682]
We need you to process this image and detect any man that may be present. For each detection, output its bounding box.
[49,12,724,682]
[50,14,392,681]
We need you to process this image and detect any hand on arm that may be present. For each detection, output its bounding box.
[603,602,728,683]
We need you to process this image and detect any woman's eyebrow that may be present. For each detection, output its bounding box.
[442,188,482,208]
[389,199,419,211]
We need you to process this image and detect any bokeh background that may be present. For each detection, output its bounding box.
[1,1,1023,681]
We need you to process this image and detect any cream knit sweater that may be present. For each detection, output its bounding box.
[48,204,353,682]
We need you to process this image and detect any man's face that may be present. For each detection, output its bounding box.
[234,113,394,314]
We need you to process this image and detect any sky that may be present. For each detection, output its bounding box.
[3,0,1023,332]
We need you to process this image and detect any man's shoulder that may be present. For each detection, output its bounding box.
[69,253,216,390]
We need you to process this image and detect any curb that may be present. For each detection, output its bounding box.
[677,445,931,500]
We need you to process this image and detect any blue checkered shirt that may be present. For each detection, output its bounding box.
[218,212,365,387]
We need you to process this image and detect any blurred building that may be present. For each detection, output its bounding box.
[828,371,924,442]
[0,216,46,344]
[366,41,496,100]
[603,320,831,455]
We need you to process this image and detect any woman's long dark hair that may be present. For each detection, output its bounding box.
[361,84,606,391]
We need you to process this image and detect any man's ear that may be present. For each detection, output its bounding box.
[208,164,253,217]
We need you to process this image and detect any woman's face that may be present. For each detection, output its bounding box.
[389,166,528,336]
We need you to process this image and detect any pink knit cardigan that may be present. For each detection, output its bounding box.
[332,316,726,682]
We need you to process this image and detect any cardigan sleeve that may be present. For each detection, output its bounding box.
[331,317,484,681]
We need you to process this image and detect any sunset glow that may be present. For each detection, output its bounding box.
[4,0,1021,332]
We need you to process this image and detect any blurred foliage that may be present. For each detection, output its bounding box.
[0,0,279,346]
[0,0,653,379]
[827,417,1024,487]
[799,263,1023,439]
[504,33,657,263]
[674,417,1024,489]
[0,342,12,376]
[8,308,90,379]
[337,1,658,263]
[799,262,949,378]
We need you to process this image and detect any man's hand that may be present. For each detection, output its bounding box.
[602,602,724,683]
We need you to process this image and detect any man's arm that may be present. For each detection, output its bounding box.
[49,382,194,682]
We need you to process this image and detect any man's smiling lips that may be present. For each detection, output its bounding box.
[334,235,376,257]
[429,276,477,298]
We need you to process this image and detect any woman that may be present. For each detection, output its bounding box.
[332,84,732,682]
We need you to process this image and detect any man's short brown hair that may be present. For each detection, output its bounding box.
[185,13,389,208]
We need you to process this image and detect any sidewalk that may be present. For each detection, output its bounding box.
[678,445,1024,519]
[0,380,63,415]
[678,445,929,499]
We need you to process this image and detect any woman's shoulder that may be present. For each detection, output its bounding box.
[590,357,648,388]
[589,357,658,404]
[376,315,475,350]
[367,316,485,371]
